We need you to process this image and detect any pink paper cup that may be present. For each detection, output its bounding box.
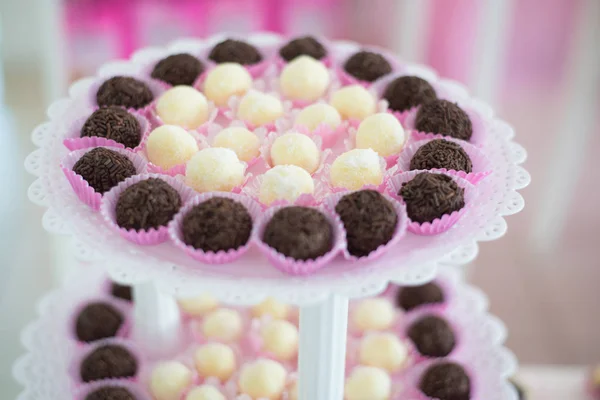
[254,205,346,276]
[88,75,166,115]
[100,173,197,245]
[75,380,150,400]
[70,297,133,345]
[387,171,476,236]
[292,121,348,149]
[169,192,261,264]
[61,147,147,211]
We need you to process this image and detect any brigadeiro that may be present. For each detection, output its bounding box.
[415,99,473,141]
[208,39,263,65]
[334,190,397,257]
[279,36,327,62]
[80,106,142,149]
[383,75,437,112]
[262,206,334,261]
[80,344,138,382]
[410,139,473,173]
[399,172,465,224]
[407,315,456,357]
[72,148,137,194]
[396,282,445,311]
[181,197,253,252]
[344,50,392,82]
[96,76,154,110]
[111,282,133,302]
[419,362,471,400]
[75,302,124,343]
[85,386,136,400]
[151,53,205,86]
[115,178,182,231]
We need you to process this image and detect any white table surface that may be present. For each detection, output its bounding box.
[518,365,592,400]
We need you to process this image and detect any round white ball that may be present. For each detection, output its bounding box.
[280,55,330,101]
[330,148,383,190]
[359,332,408,372]
[204,63,253,107]
[178,293,219,317]
[259,165,315,205]
[252,297,291,320]
[194,343,236,381]
[186,385,226,400]
[146,125,199,170]
[201,308,243,342]
[261,319,299,361]
[212,126,260,162]
[238,359,287,400]
[352,298,395,332]
[150,361,193,400]
[237,91,284,127]
[344,366,391,400]
[330,85,376,120]
[156,86,209,129]
[270,132,320,174]
[356,113,405,157]
[186,148,245,193]
[295,103,342,131]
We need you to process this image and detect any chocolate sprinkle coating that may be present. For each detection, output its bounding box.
[396,282,445,311]
[208,39,262,65]
[76,302,124,343]
[80,344,138,383]
[85,386,136,400]
[279,36,327,61]
[262,206,334,261]
[335,190,397,257]
[383,75,437,112]
[115,178,182,231]
[111,282,133,302]
[410,139,473,173]
[420,362,471,400]
[399,172,465,224]
[96,76,154,109]
[408,315,456,357]
[415,99,473,141]
[181,197,253,252]
[72,148,137,194]
[80,106,142,149]
[344,50,392,82]
[151,53,205,86]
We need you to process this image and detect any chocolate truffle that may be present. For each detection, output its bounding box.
[208,39,262,65]
[75,302,124,343]
[410,139,473,173]
[85,386,136,400]
[151,53,205,86]
[344,51,392,82]
[80,106,142,149]
[408,315,456,357]
[400,172,465,223]
[115,178,182,231]
[419,362,471,400]
[396,282,445,311]
[280,36,327,61]
[80,344,138,382]
[96,76,154,109]
[181,197,253,252]
[335,190,397,257]
[415,99,473,141]
[111,282,133,302]
[262,206,334,261]
[72,147,137,194]
[382,76,437,112]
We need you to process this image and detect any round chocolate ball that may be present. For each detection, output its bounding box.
[396,282,445,311]
[399,172,465,224]
[419,362,471,400]
[408,315,456,357]
[85,386,136,400]
[344,50,392,82]
[208,39,262,65]
[151,53,205,86]
[111,282,133,302]
[382,75,437,112]
[96,76,154,110]
[80,106,142,149]
[262,206,334,261]
[279,36,327,61]
[181,197,253,252]
[80,344,138,382]
[72,147,137,194]
[115,178,182,231]
[75,302,124,343]
[335,190,397,257]
[409,139,473,173]
[415,99,473,141]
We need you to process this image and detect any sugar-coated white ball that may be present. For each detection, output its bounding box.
[186,148,245,193]
[156,86,209,129]
[359,332,408,372]
[194,343,236,381]
[344,366,391,400]
[330,85,376,120]
[146,125,199,169]
[352,298,395,332]
[295,103,342,131]
[201,308,243,342]
[178,293,219,317]
[356,113,405,157]
[330,148,383,190]
[252,297,290,320]
[270,132,320,174]
[259,165,315,205]
[280,55,330,102]
[186,385,226,400]
[237,91,284,126]
[204,63,253,107]
[212,127,260,162]
[238,359,287,400]
[150,361,193,400]
[261,319,299,361]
